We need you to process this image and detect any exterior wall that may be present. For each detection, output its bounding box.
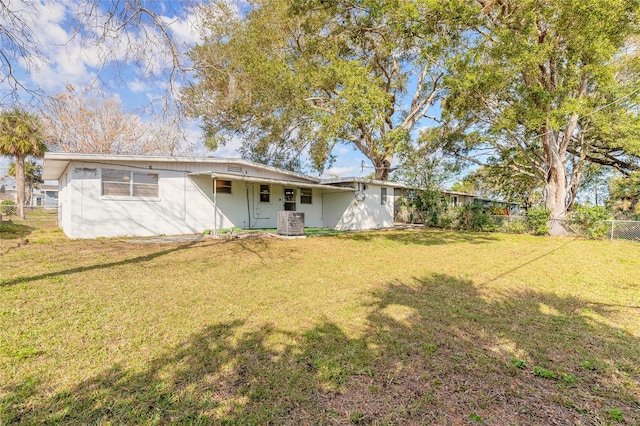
[324,184,395,230]
[58,170,71,231]
[58,162,328,238]
[44,190,59,208]
[246,184,324,229]
[60,162,218,238]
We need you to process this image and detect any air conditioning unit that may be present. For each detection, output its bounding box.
[277,211,305,236]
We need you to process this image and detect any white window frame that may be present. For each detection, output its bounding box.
[259,184,270,203]
[381,187,387,205]
[102,168,159,199]
[300,187,312,204]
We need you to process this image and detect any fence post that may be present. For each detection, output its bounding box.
[610,220,614,241]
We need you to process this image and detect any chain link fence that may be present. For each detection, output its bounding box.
[0,205,58,227]
[602,220,640,241]
[488,215,640,242]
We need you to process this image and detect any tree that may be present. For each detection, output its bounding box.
[41,85,191,155]
[0,110,46,219]
[442,0,640,235]
[0,1,189,110]
[609,171,640,218]
[8,160,42,206]
[41,85,147,154]
[183,0,458,178]
[392,127,463,189]
[575,164,615,207]
[451,165,543,210]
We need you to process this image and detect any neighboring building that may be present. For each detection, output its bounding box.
[442,190,521,216]
[43,153,408,239]
[393,188,521,223]
[31,184,59,208]
[0,176,16,203]
[0,176,58,207]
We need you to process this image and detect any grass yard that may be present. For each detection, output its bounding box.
[1,214,639,425]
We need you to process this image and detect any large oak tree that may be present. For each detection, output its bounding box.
[442,0,640,235]
[183,0,459,179]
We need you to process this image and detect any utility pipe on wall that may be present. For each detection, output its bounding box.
[213,176,217,239]
[246,185,251,229]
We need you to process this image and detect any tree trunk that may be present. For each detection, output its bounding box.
[373,156,392,180]
[545,151,568,236]
[15,154,25,220]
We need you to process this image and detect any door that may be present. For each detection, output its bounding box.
[284,188,296,211]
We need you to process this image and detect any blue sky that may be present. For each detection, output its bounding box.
[0,0,427,182]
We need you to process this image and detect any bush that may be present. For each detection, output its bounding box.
[505,218,528,234]
[569,205,611,239]
[401,189,450,228]
[0,200,17,218]
[456,205,499,232]
[526,207,551,235]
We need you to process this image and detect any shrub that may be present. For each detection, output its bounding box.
[456,205,499,232]
[401,189,451,228]
[505,218,527,234]
[526,207,551,235]
[438,208,458,229]
[569,205,611,239]
[1,200,17,218]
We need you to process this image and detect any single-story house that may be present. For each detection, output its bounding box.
[42,153,410,239]
[30,184,59,208]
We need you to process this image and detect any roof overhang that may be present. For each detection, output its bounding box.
[320,176,414,189]
[42,152,320,183]
[189,172,355,192]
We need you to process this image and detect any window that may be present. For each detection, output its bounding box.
[381,187,387,205]
[300,188,312,204]
[259,184,270,202]
[102,168,158,198]
[284,188,296,211]
[215,179,232,194]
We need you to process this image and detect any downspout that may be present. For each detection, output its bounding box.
[246,184,251,229]
[213,175,217,239]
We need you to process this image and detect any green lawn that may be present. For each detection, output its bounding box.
[1,216,639,424]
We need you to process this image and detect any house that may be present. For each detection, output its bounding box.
[441,190,521,215]
[0,176,59,208]
[42,153,408,239]
[31,184,59,208]
[392,187,521,223]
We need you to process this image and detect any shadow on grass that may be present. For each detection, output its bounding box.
[0,221,36,240]
[2,275,638,424]
[338,228,500,246]
[0,242,200,288]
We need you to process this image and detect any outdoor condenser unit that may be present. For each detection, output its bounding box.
[277,211,305,236]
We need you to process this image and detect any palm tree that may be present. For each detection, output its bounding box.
[9,160,43,206]
[0,109,46,219]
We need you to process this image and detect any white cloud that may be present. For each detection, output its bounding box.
[212,135,244,158]
[163,9,202,46]
[127,79,147,93]
[322,165,363,178]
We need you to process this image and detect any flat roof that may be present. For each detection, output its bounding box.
[320,176,414,189]
[42,152,319,183]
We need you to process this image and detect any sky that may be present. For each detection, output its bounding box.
[0,0,371,180]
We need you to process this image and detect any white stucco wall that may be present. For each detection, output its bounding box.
[57,162,329,238]
[323,184,395,230]
[59,163,216,238]
[234,184,324,229]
